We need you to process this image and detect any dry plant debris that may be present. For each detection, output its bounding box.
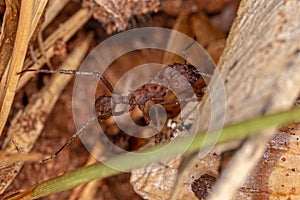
[0,32,93,194]
[236,123,300,199]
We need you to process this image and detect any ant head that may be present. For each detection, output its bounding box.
[95,94,114,120]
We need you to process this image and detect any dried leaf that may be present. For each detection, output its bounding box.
[202,0,300,199]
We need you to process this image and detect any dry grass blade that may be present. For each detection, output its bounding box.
[0,32,94,195]
[0,151,43,165]
[17,7,92,90]
[0,0,34,137]
[31,0,48,38]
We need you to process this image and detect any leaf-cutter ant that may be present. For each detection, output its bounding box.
[18,43,212,163]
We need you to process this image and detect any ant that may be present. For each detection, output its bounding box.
[18,45,212,163]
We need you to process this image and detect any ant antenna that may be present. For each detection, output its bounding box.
[40,115,97,163]
[199,72,212,78]
[182,36,197,64]
[18,69,114,93]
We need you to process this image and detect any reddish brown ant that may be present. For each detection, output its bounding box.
[19,62,211,162]
[18,40,212,162]
[21,63,210,123]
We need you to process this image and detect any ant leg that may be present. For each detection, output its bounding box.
[142,108,151,125]
[198,72,212,78]
[295,98,300,106]
[18,68,114,93]
[112,110,127,116]
[40,116,97,163]
[160,99,179,107]
[160,97,200,107]
[181,36,197,63]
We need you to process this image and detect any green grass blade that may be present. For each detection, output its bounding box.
[13,107,300,199]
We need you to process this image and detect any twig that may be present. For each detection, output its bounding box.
[0,0,34,137]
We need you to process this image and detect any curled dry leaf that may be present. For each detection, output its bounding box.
[206,0,300,198]
[83,0,160,34]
